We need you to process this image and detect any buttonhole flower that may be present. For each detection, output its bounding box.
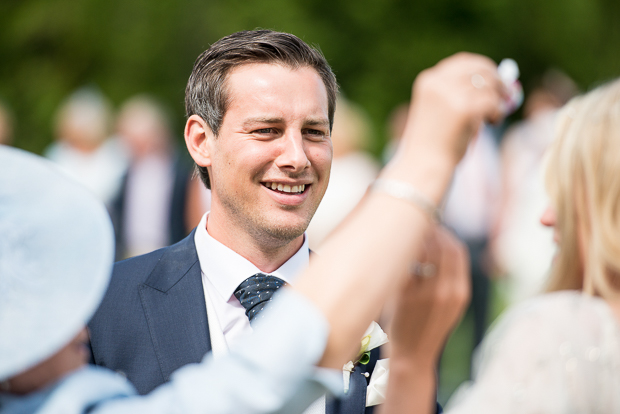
[343,321,388,393]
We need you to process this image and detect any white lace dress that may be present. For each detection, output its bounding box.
[446,291,620,413]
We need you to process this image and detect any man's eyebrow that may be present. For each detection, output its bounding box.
[242,117,284,127]
[304,119,330,127]
[242,117,330,127]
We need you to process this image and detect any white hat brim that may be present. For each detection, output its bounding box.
[0,147,114,380]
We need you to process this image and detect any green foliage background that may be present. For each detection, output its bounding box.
[1,0,619,153]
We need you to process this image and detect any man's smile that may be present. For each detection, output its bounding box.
[262,182,308,195]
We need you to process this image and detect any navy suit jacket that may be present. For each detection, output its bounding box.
[89,231,376,414]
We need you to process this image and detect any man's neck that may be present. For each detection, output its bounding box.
[205,213,304,274]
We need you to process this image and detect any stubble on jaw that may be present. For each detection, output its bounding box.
[220,193,319,250]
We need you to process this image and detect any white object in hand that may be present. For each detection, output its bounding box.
[497,58,524,115]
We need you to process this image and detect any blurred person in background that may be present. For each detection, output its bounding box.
[307,95,380,251]
[0,100,14,146]
[491,70,578,306]
[111,95,208,259]
[45,87,129,207]
[442,124,501,370]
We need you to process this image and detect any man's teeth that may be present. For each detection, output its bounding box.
[265,183,305,194]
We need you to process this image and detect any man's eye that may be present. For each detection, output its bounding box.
[255,128,275,134]
[305,129,327,138]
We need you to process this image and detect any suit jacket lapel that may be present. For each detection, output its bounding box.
[138,230,212,382]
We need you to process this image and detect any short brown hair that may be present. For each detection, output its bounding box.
[185,30,338,189]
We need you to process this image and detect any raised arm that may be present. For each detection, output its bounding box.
[294,52,505,369]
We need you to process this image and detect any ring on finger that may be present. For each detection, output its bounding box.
[411,262,437,278]
[471,73,486,89]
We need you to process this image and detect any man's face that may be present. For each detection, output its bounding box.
[207,63,332,246]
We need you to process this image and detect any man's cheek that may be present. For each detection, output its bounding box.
[309,148,333,171]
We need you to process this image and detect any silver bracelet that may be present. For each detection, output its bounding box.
[370,178,442,223]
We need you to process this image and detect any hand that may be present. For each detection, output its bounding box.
[389,226,471,365]
[382,52,506,208]
[402,52,506,167]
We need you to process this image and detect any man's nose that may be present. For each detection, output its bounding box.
[275,132,310,172]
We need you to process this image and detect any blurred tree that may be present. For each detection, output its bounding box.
[0,0,618,154]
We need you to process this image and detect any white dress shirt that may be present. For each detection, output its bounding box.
[194,212,310,355]
[194,212,327,414]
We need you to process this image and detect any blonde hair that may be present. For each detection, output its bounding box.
[545,78,620,300]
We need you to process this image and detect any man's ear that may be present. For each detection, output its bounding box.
[184,115,214,168]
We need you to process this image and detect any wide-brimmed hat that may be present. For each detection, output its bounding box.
[0,146,114,380]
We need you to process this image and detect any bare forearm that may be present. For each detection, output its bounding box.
[294,52,503,369]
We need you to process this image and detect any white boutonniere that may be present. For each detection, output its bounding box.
[343,321,389,393]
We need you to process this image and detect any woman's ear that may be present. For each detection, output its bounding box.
[184,115,214,168]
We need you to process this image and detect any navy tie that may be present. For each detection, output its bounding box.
[234,273,286,323]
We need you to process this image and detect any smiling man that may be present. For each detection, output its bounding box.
[186,62,333,270]
[88,30,377,414]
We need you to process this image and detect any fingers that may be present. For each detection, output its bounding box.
[404,52,507,166]
[389,226,471,361]
[412,226,470,308]
[442,53,507,124]
[411,229,441,278]
[468,68,507,125]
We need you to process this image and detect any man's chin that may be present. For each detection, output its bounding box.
[251,215,310,245]
[243,204,318,245]
[263,224,307,243]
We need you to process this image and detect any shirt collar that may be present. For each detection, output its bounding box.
[194,212,310,302]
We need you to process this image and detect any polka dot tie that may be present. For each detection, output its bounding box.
[234,273,286,323]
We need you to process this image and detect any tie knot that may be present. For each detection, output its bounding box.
[234,273,286,323]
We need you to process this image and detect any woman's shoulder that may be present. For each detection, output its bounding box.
[498,291,613,324]
[480,291,620,365]
[448,294,620,413]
